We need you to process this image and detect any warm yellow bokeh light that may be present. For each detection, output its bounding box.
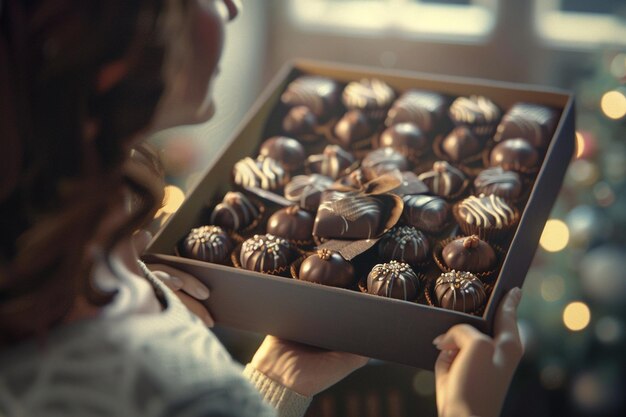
[539,219,570,252]
[541,275,565,302]
[575,132,585,159]
[600,90,626,120]
[160,185,185,214]
[563,302,591,331]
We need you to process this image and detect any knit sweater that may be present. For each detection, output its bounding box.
[0,254,311,417]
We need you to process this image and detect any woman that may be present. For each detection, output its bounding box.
[0,1,523,416]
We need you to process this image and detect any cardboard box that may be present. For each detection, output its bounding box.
[145,60,575,370]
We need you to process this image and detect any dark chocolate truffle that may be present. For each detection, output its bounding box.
[441,126,481,162]
[494,102,559,148]
[361,148,409,181]
[281,76,339,120]
[385,89,449,135]
[378,226,430,267]
[434,271,487,313]
[442,235,496,273]
[210,191,260,231]
[233,157,288,191]
[489,138,539,173]
[179,225,233,264]
[342,78,396,121]
[391,171,429,196]
[299,249,355,288]
[314,191,383,239]
[449,95,501,138]
[367,261,421,301]
[417,161,467,198]
[266,206,314,242]
[333,110,372,149]
[239,234,294,274]
[455,194,518,231]
[306,145,356,179]
[402,195,450,234]
[282,105,318,137]
[259,136,306,172]
[378,123,428,158]
[284,174,334,211]
[474,167,523,200]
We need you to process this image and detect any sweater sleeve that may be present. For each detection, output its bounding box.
[243,364,312,417]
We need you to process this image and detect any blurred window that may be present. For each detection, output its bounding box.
[287,0,497,41]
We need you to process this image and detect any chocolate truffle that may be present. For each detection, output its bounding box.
[494,102,559,148]
[179,225,233,264]
[281,76,339,120]
[342,78,396,121]
[333,110,372,149]
[210,191,260,231]
[385,89,449,135]
[449,95,501,138]
[233,157,288,191]
[239,234,294,274]
[417,161,467,198]
[367,261,421,301]
[455,194,518,232]
[402,195,450,234]
[489,138,539,173]
[378,226,430,267]
[299,249,355,288]
[474,167,523,200]
[378,123,428,158]
[441,126,481,162]
[391,171,429,196]
[284,174,334,211]
[259,136,306,172]
[442,235,496,273]
[266,205,314,242]
[434,271,487,313]
[282,105,318,137]
[306,145,356,179]
[314,191,383,239]
[361,148,409,181]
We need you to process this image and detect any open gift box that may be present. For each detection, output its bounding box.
[145,60,575,370]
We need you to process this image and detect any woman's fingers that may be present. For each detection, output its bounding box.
[176,291,215,328]
[494,288,524,365]
[146,263,210,300]
[151,270,184,290]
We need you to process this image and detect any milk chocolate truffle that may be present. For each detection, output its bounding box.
[299,249,355,288]
[281,76,339,120]
[342,78,396,121]
[441,126,481,162]
[282,105,318,137]
[385,89,449,135]
[306,145,356,179]
[442,235,496,273]
[333,110,372,149]
[378,226,430,267]
[179,225,233,264]
[494,102,559,148]
[266,206,314,242]
[417,161,467,198]
[361,148,409,181]
[314,191,383,239]
[259,136,306,172]
[367,261,421,301]
[449,95,501,138]
[474,167,522,200]
[378,123,428,158]
[455,194,518,234]
[402,195,450,234]
[434,271,487,313]
[210,191,260,231]
[284,174,334,211]
[239,234,294,274]
[489,138,539,173]
[233,157,288,191]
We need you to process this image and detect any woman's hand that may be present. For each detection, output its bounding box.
[133,230,214,327]
[250,336,369,397]
[433,288,523,417]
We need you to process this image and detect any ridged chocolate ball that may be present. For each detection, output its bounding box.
[367,261,421,301]
[179,225,233,264]
[239,234,294,274]
[378,226,430,267]
[210,191,259,231]
[299,249,355,288]
[434,271,487,313]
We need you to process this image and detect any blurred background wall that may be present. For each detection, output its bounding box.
[151,1,626,416]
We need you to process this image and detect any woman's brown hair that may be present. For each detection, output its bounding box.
[0,0,186,344]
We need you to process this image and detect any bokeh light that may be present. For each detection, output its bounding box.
[600,89,626,120]
[567,159,600,186]
[595,316,622,344]
[575,131,585,159]
[412,370,435,396]
[160,185,186,214]
[563,301,591,332]
[609,53,626,79]
[541,275,565,302]
[539,219,570,252]
[540,363,566,390]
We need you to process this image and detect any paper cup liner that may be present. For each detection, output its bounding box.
[432,133,484,169]
[357,271,426,304]
[432,236,505,283]
[452,203,520,243]
[231,242,300,278]
[290,253,360,290]
[481,140,541,176]
[423,276,491,316]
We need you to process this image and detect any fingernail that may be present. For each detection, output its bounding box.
[191,285,210,300]
[169,275,184,289]
[511,287,522,302]
[432,335,444,347]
